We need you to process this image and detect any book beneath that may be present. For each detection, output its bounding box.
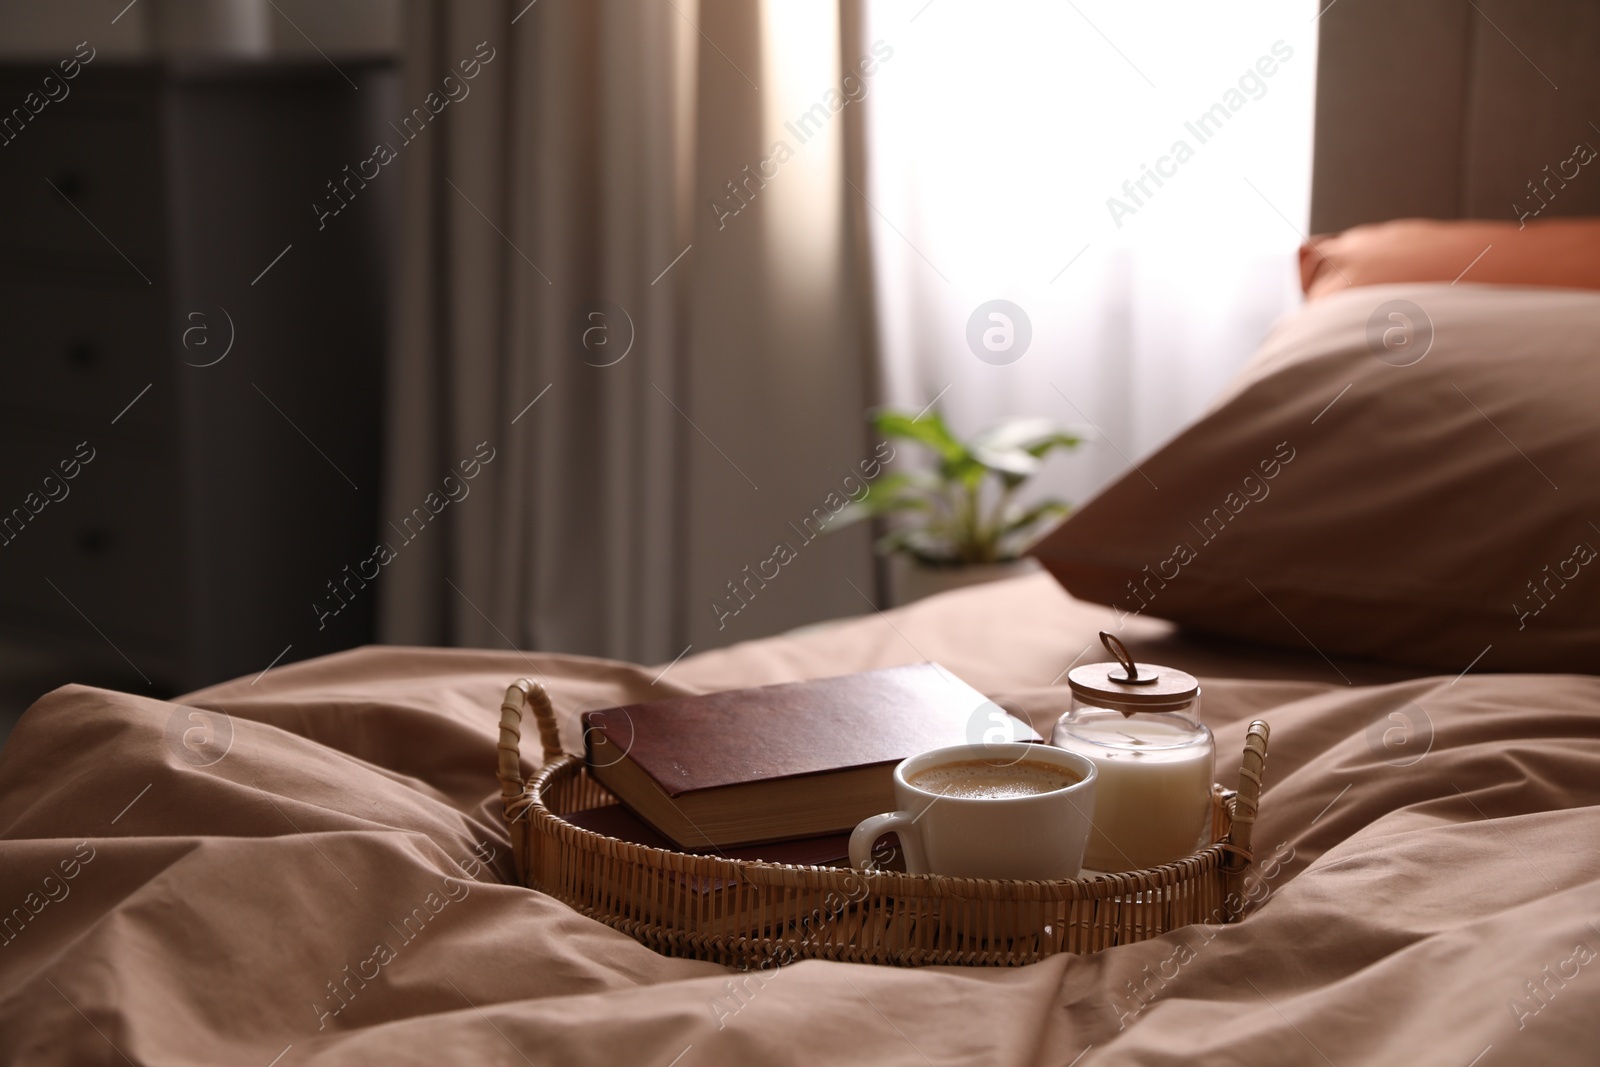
[580,662,1038,849]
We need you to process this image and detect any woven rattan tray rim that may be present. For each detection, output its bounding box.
[495,678,1270,964]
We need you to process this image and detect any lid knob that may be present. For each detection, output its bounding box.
[1100,631,1157,686]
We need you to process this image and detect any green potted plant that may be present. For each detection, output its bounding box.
[832,409,1082,605]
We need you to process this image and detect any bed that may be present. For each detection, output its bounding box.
[6,251,1600,1064]
[2,558,1597,1064]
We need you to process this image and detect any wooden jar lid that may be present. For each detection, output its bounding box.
[1066,632,1199,712]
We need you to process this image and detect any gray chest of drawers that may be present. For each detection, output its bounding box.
[0,60,395,692]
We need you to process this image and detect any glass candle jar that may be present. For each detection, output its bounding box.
[1051,632,1214,872]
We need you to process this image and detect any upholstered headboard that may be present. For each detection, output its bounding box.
[1311,0,1600,232]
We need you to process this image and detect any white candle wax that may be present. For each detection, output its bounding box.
[1052,714,1214,872]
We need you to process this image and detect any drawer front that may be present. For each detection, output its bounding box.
[0,281,174,430]
[0,111,164,268]
[0,433,182,654]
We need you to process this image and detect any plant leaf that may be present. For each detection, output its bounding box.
[863,409,1079,560]
[1023,432,1083,458]
[822,472,945,532]
[970,418,1080,480]
[942,455,989,490]
[998,501,1071,554]
[970,416,1067,452]
[873,409,968,464]
[968,445,1040,479]
[1000,499,1070,533]
[863,471,940,498]
[832,493,933,527]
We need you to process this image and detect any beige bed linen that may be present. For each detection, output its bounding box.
[1,573,1597,1065]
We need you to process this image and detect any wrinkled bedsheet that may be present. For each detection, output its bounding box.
[2,573,1597,1065]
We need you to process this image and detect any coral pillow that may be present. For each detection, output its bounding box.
[1031,283,1600,674]
[1300,217,1600,300]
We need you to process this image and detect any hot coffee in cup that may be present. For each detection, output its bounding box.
[849,742,1097,881]
[906,757,1082,800]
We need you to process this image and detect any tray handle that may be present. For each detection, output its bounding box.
[497,678,563,810]
[1224,719,1270,907]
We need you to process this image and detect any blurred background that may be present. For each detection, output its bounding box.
[0,1,402,740]
[3,0,1578,744]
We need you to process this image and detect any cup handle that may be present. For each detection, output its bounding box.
[849,811,926,873]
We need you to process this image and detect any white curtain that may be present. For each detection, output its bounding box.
[862,0,1318,507]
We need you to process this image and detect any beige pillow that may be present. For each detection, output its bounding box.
[1031,283,1600,674]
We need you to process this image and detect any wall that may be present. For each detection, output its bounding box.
[1311,0,1600,230]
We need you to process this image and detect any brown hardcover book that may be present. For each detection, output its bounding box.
[580,663,1038,849]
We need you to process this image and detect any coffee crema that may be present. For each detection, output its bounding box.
[907,758,1080,800]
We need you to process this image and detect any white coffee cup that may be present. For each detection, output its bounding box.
[848,742,1097,880]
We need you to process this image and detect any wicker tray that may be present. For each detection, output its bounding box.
[496,678,1270,968]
